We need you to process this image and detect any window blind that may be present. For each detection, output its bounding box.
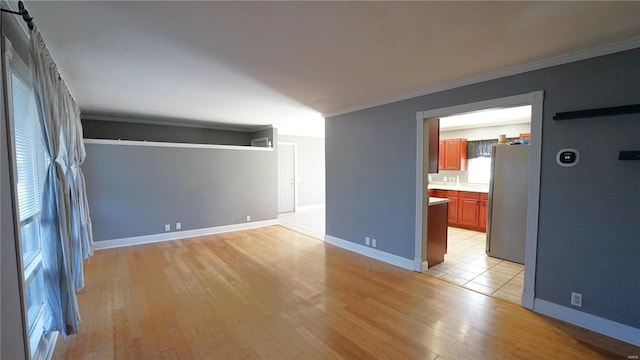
[467,138,518,159]
[11,73,46,222]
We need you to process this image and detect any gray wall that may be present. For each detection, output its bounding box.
[326,48,640,328]
[82,118,254,146]
[84,143,277,241]
[279,135,325,207]
[1,10,28,359]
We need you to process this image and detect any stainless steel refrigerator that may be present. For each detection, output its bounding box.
[486,144,530,264]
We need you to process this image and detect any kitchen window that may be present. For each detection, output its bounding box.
[467,157,491,184]
[8,47,48,358]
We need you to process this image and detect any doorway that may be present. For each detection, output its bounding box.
[278,142,296,213]
[276,138,326,240]
[415,91,543,309]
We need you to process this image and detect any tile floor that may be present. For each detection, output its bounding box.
[277,206,325,241]
[425,227,525,304]
[279,207,524,304]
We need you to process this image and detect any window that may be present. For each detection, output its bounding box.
[9,52,48,358]
[467,157,492,185]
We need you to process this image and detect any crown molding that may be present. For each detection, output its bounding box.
[325,37,640,118]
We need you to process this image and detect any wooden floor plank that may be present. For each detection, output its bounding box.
[53,225,639,359]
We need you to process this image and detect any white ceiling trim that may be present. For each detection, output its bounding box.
[325,37,640,118]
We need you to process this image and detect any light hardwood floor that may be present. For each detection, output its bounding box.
[54,226,639,359]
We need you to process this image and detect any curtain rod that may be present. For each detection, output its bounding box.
[1,1,34,30]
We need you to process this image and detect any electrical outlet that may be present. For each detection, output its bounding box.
[176,222,181,230]
[165,224,171,232]
[371,238,377,248]
[246,215,251,222]
[365,236,370,246]
[571,292,582,307]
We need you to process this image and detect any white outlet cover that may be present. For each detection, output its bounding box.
[365,236,370,245]
[165,224,171,232]
[571,292,582,307]
[246,216,251,222]
[176,222,181,230]
[372,238,377,248]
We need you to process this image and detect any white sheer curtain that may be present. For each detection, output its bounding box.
[30,27,92,337]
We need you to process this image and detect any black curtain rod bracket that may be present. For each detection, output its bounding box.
[553,104,640,121]
[619,151,640,161]
[1,1,34,30]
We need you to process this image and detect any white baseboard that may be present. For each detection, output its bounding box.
[93,219,278,250]
[533,298,640,347]
[421,261,429,272]
[521,289,535,309]
[324,235,414,270]
[296,203,325,211]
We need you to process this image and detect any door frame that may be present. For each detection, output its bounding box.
[414,91,544,310]
[277,142,298,213]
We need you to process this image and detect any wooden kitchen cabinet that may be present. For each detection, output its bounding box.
[479,193,489,232]
[431,188,489,232]
[439,138,467,171]
[458,191,480,228]
[426,201,448,268]
[427,118,440,173]
[445,190,459,225]
[438,140,445,172]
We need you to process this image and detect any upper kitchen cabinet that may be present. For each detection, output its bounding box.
[427,118,440,173]
[439,138,467,171]
[439,140,445,171]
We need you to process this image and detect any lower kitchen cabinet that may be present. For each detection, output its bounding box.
[479,193,488,232]
[430,189,445,198]
[427,188,489,232]
[426,202,448,268]
[444,190,459,225]
[458,191,480,228]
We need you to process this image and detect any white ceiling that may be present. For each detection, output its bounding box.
[23,1,640,136]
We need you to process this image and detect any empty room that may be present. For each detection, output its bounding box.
[1,1,639,359]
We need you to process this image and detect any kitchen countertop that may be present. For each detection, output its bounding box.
[428,183,489,193]
[428,197,451,206]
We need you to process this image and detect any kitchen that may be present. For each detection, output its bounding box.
[424,105,531,304]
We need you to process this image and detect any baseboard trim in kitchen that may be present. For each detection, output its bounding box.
[296,203,325,211]
[324,235,414,271]
[533,299,640,347]
[93,219,279,250]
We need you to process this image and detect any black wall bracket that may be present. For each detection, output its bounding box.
[553,104,640,121]
[619,151,640,161]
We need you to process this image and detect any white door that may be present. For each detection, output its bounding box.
[278,143,295,213]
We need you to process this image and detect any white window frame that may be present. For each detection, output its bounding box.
[5,38,48,359]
